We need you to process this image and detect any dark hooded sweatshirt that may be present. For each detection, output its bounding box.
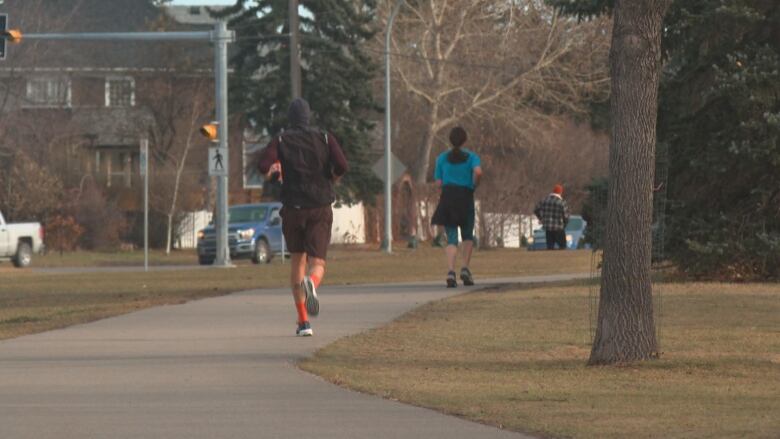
[258,98,348,208]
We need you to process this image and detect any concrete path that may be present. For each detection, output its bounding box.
[0,274,584,439]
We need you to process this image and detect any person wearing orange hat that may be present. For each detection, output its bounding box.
[533,184,570,250]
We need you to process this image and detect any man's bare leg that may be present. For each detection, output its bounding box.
[290,252,307,304]
[308,257,326,286]
[302,256,325,317]
[290,253,312,335]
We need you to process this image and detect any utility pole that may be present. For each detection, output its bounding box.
[140,137,149,272]
[213,20,232,267]
[383,0,405,253]
[289,0,301,99]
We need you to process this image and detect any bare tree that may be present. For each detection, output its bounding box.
[145,76,211,254]
[589,0,671,365]
[381,0,609,184]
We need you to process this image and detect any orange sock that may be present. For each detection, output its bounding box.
[296,300,308,323]
[310,274,322,288]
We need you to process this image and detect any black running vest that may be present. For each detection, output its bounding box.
[277,128,336,208]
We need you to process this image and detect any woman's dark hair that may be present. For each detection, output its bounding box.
[447,126,468,164]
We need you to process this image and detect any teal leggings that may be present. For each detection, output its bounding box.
[445,208,475,245]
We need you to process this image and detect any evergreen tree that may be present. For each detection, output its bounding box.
[551,0,780,279]
[216,0,382,203]
[659,0,780,279]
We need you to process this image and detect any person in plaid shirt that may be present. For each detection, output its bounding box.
[533,184,570,250]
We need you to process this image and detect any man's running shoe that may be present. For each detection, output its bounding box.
[446,271,457,288]
[303,276,320,317]
[460,267,475,286]
[296,321,313,337]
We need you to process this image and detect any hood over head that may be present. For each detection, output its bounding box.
[288,98,311,128]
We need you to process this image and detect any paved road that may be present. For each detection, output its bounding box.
[0,274,584,439]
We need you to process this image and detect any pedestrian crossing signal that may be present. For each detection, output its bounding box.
[200,122,218,142]
[0,14,6,60]
[0,11,20,60]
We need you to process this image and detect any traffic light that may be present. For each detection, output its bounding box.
[3,29,22,42]
[200,122,218,142]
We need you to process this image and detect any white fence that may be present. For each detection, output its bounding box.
[480,213,540,248]
[176,210,213,249]
[331,203,366,244]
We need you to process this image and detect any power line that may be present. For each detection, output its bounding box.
[230,33,523,73]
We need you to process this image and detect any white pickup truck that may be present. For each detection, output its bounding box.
[0,211,45,268]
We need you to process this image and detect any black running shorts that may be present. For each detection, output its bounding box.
[280,205,333,260]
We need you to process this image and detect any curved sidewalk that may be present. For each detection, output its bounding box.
[0,274,584,439]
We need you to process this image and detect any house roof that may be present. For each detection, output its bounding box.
[72,106,156,147]
[0,0,212,70]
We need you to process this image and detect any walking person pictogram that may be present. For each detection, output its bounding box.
[213,150,224,171]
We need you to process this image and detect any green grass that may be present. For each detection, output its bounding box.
[300,282,780,439]
[0,246,592,340]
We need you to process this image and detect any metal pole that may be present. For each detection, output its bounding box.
[213,20,234,267]
[289,0,301,99]
[141,138,149,272]
[383,0,405,253]
[22,31,212,41]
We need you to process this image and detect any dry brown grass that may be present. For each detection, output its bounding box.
[33,249,198,267]
[301,281,780,439]
[0,246,592,340]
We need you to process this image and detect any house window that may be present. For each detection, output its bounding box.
[105,77,135,107]
[107,151,133,188]
[25,77,71,107]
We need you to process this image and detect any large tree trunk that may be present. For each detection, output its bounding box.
[589,0,670,365]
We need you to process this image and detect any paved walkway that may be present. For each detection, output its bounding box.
[0,274,584,439]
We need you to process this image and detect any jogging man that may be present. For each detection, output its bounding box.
[431,127,483,288]
[533,184,570,250]
[257,98,348,336]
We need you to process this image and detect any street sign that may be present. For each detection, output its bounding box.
[209,147,228,176]
[139,141,148,176]
[372,153,407,184]
[1,14,7,60]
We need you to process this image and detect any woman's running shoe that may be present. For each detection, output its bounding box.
[446,271,457,288]
[460,267,474,286]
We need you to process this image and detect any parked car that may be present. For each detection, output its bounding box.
[527,214,588,250]
[197,202,286,265]
[0,210,45,268]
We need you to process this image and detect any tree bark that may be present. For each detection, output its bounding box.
[589,0,670,365]
[412,102,440,185]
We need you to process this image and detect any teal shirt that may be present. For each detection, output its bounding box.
[434,149,481,190]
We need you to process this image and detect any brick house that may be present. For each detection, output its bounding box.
[0,0,249,245]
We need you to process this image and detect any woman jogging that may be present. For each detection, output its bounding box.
[431,126,483,288]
